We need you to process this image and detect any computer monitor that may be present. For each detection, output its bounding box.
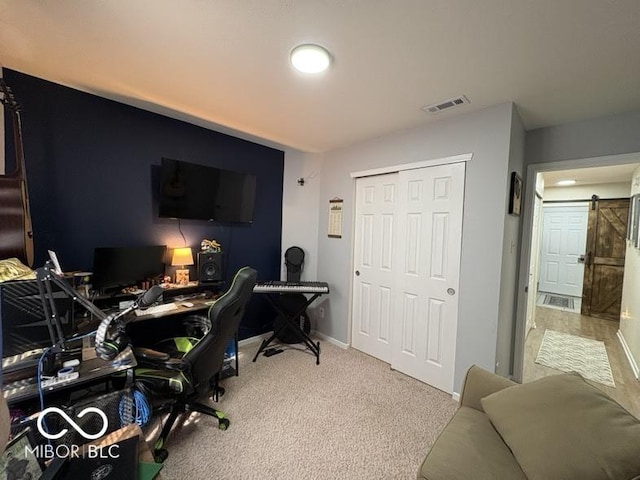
[92,245,167,294]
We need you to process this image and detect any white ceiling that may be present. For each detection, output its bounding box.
[543,164,640,187]
[1,0,640,153]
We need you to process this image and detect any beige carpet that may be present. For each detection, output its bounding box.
[145,340,457,479]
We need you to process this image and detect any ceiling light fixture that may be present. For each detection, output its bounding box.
[290,44,331,74]
[556,179,577,186]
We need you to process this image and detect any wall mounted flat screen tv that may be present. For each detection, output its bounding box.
[158,158,257,223]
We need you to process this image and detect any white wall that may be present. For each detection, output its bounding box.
[281,150,322,282]
[315,102,516,391]
[620,166,640,378]
[544,182,631,201]
[495,106,526,377]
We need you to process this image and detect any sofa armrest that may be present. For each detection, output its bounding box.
[459,365,516,412]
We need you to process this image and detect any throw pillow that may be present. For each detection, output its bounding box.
[481,372,640,480]
[0,257,36,282]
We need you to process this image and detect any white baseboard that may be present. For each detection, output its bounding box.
[617,329,640,380]
[239,331,349,350]
[238,332,271,348]
[452,392,460,402]
[312,330,349,349]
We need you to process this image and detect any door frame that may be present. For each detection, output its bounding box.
[513,151,640,383]
[348,153,472,384]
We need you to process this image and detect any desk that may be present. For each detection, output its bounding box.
[125,297,216,347]
[128,297,216,323]
[3,347,136,405]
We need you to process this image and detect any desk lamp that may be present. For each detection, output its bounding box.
[172,247,194,285]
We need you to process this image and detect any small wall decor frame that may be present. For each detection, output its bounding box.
[508,172,523,216]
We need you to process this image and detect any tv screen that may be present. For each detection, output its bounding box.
[158,158,256,223]
[92,245,167,293]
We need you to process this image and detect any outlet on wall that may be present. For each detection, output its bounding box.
[319,307,325,318]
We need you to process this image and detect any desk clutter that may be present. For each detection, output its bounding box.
[1,243,333,470]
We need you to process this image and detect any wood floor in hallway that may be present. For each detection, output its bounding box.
[524,306,640,419]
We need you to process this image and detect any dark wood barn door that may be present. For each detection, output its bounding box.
[581,197,630,321]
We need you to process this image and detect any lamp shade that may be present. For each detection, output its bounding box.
[171,247,194,267]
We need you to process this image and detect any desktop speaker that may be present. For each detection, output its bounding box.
[198,252,222,283]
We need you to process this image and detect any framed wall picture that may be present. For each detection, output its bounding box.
[328,198,344,238]
[508,172,523,216]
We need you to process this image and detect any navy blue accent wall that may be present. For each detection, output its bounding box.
[3,69,283,339]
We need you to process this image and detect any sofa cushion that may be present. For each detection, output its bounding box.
[481,372,640,480]
[418,406,527,480]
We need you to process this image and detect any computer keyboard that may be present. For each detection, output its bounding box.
[135,302,178,316]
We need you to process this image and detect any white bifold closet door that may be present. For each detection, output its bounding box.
[351,162,465,393]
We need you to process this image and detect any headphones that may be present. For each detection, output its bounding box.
[95,313,131,361]
[94,286,163,361]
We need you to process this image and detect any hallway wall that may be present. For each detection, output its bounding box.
[620,164,640,378]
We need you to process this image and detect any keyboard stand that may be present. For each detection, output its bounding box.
[252,292,324,365]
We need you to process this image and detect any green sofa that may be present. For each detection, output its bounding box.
[418,365,640,480]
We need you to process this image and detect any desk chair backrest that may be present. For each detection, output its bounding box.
[184,266,257,393]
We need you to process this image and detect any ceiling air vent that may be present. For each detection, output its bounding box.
[422,95,470,114]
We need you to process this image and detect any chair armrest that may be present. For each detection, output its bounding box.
[133,347,188,372]
[134,347,170,362]
[459,365,516,412]
[162,358,189,372]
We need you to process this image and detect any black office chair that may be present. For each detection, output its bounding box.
[133,266,258,462]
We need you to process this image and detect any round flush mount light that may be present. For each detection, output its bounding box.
[556,179,577,186]
[290,44,331,74]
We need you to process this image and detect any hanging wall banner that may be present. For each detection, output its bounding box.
[328,198,343,238]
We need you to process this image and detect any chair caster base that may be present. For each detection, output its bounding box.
[218,417,230,430]
[154,448,169,463]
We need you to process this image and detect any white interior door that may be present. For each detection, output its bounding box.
[351,172,399,363]
[538,204,589,297]
[390,163,465,393]
[351,162,465,393]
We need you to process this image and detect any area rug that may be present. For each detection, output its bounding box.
[537,293,580,313]
[535,329,615,387]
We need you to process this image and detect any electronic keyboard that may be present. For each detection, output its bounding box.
[253,281,329,294]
